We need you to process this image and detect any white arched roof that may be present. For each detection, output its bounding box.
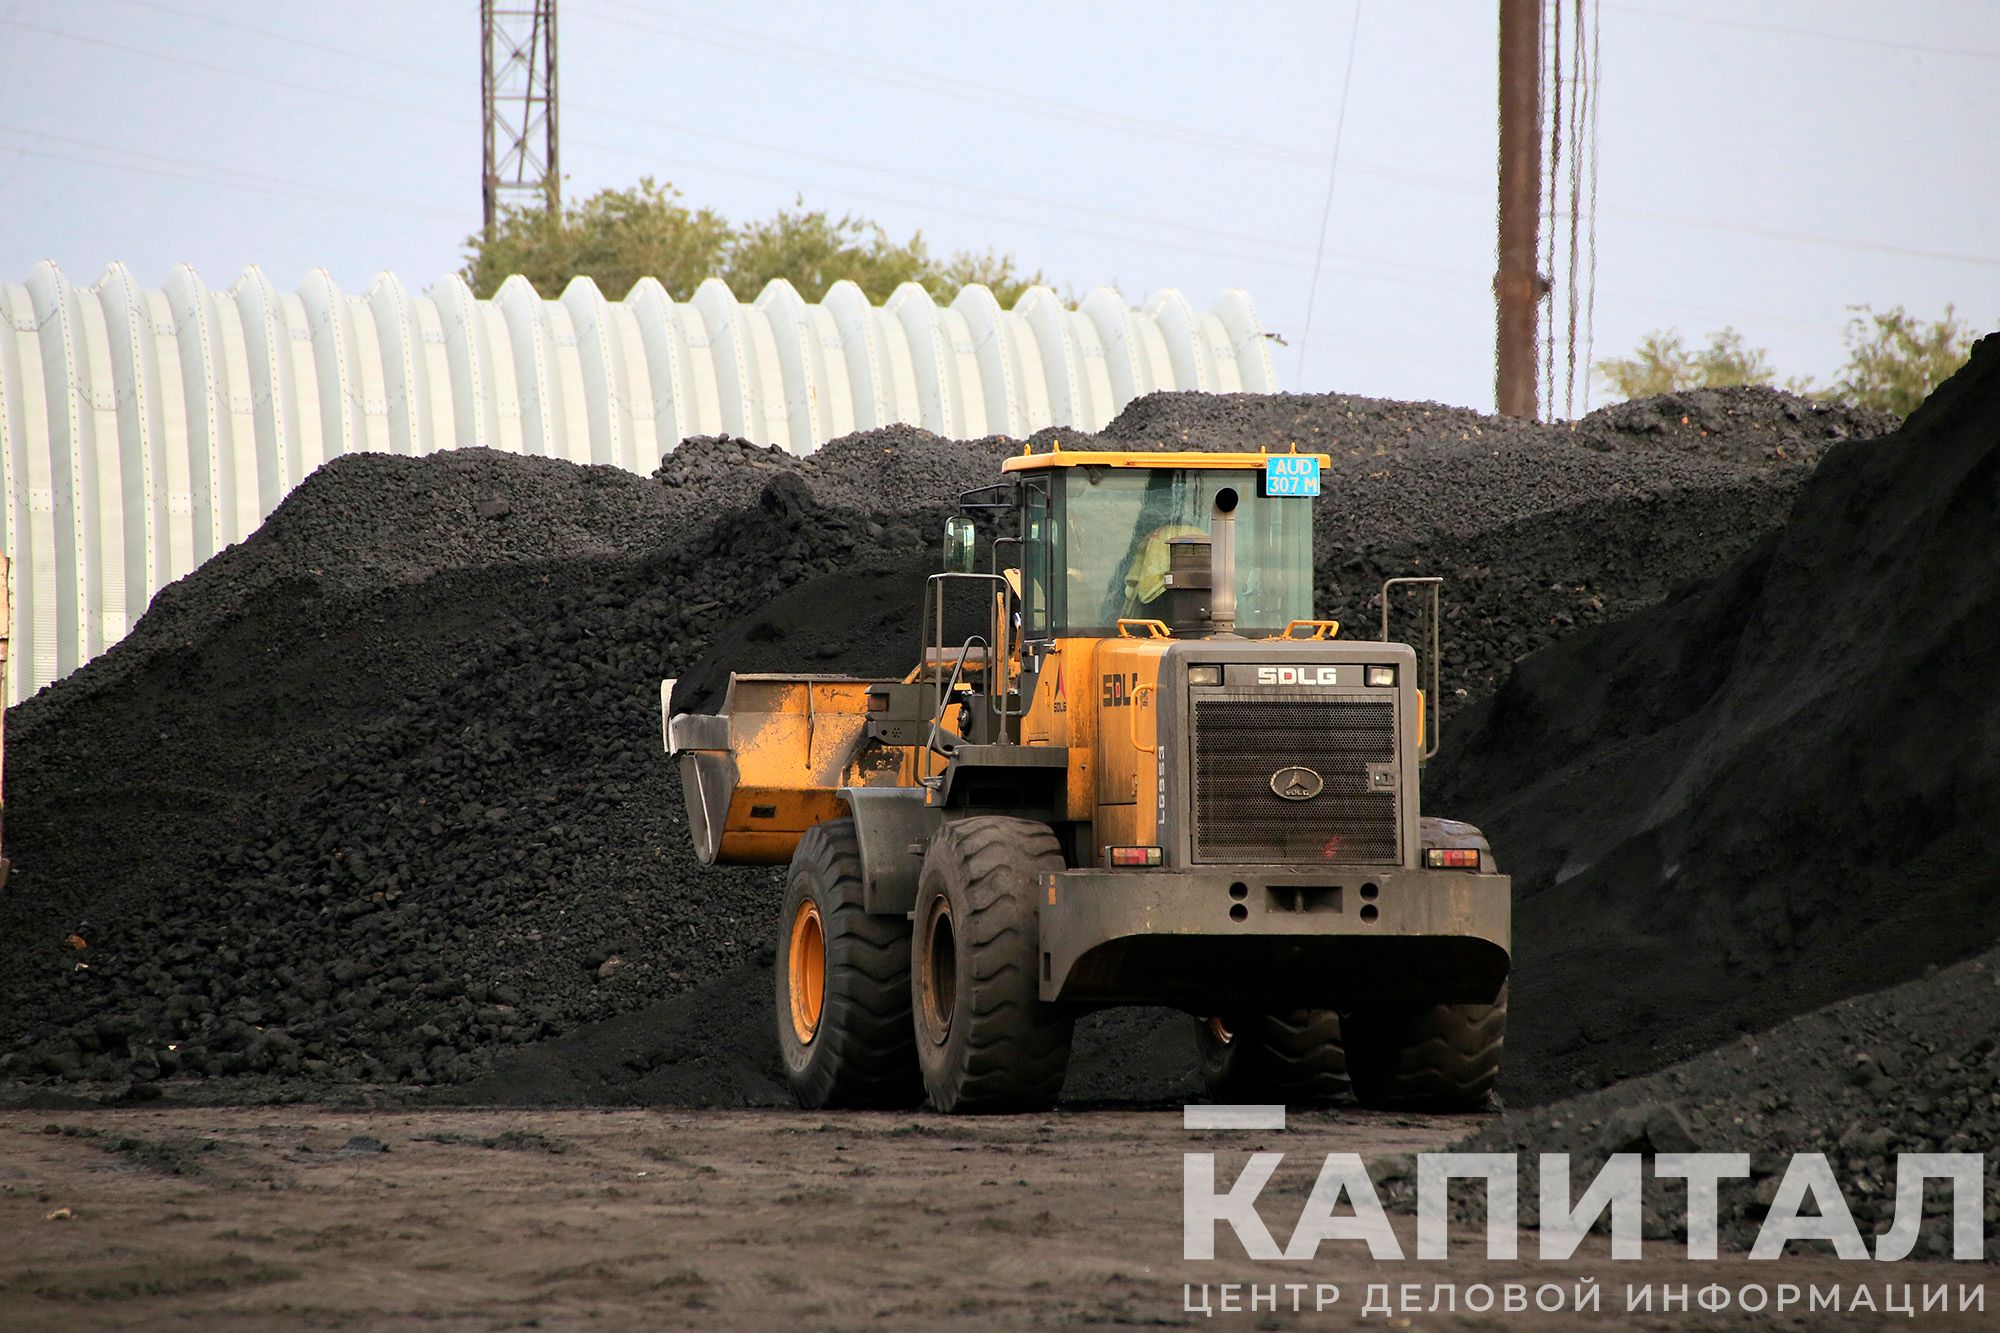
[0,264,1275,698]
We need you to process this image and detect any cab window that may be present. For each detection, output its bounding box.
[1023,467,1312,638]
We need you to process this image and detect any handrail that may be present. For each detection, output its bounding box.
[920,634,989,786]
[1280,618,1342,640]
[1380,576,1444,762]
[923,569,1022,761]
[1115,618,1173,639]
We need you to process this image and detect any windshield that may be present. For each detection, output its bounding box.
[1037,468,1313,636]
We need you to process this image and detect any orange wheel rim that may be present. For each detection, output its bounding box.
[789,899,826,1045]
[921,897,957,1041]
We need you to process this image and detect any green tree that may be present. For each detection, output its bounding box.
[1690,328,1776,389]
[464,179,732,300]
[1595,330,1694,398]
[1595,326,1774,399]
[1595,306,1983,414]
[462,182,1044,305]
[721,201,934,302]
[1824,305,1976,416]
[930,247,1042,307]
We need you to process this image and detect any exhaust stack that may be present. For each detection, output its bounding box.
[1210,487,1239,635]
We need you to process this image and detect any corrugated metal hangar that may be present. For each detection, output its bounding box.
[0,263,1275,697]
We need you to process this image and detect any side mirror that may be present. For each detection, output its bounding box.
[942,516,976,573]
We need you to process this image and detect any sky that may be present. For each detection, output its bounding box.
[1,0,1996,414]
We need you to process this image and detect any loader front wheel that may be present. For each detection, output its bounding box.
[1194,1011,1349,1104]
[911,817,1073,1113]
[1342,987,1507,1112]
[773,818,922,1109]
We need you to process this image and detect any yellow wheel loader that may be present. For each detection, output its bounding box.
[663,448,1509,1113]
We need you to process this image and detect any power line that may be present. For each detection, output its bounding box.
[1607,203,2000,270]
[1580,3,1601,413]
[538,3,2000,272]
[0,123,462,221]
[113,0,1483,200]
[0,143,455,223]
[1295,2,1364,387]
[573,0,1340,170]
[0,18,464,131]
[110,0,1430,263]
[0,12,1469,285]
[1558,0,1596,420]
[561,111,1344,263]
[1587,289,1844,337]
[575,135,1482,291]
[0,136,1853,345]
[105,0,455,81]
[4,15,1470,291]
[568,0,1492,198]
[3,9,1968,344]
[1603,1,2000,63]
[54,7,1997,277]
[1538,0,1559,416]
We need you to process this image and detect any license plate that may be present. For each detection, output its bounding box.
[1264,455,1320,497]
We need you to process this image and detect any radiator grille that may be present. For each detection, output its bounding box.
[1191,694,1399,864]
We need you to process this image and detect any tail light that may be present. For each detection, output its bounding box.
[1106,846,1164,867]
[1425,847,1481,870]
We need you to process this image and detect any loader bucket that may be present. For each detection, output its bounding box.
[667,673,902,865]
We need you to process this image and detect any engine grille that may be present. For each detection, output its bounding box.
[1191,694,1399,864]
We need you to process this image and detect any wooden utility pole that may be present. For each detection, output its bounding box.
[1495,0,1542,418]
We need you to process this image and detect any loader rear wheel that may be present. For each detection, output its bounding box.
[773,818,922,1109]
[911,816,1073,1113]
[1342,987,1507,1112]
[1194,1011,1349,1104]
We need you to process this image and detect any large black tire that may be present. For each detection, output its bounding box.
[773,819,922,1109]
[1342,987,1507,1112]
[1194,1011,1349,1104]
[910,817,1073,1113]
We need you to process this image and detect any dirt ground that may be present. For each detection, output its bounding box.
[0,1106,1983,1330]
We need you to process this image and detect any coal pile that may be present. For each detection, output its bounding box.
[1431,334,2000,1106]
[1576,386,1896,469]
[1435,946,2000,1259]
[0,382,1894,1102]
[1094,383,1892,469]
[1,458,938,1089]
[680,389,1874,712]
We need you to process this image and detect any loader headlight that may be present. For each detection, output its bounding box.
[1366,665,1397,687]
[1186,665,1221,687]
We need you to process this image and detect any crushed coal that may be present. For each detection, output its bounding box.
[1427,945,2000,1260]
[0,380,1910,1109]
[436,960,1202,1110]
[1431,334,2000,1107]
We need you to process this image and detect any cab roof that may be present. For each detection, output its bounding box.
[998,447,1334,473]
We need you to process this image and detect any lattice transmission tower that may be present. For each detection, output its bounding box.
[481,0,559,240]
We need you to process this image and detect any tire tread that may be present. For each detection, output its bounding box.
[914,816,1073,1113]
[775,819,922,1109]
[1344,990,1507,1112]
[1195,1010,1350,1104]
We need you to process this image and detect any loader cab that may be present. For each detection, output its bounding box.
[927,448,1336,762]
[987,451,1320,643]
